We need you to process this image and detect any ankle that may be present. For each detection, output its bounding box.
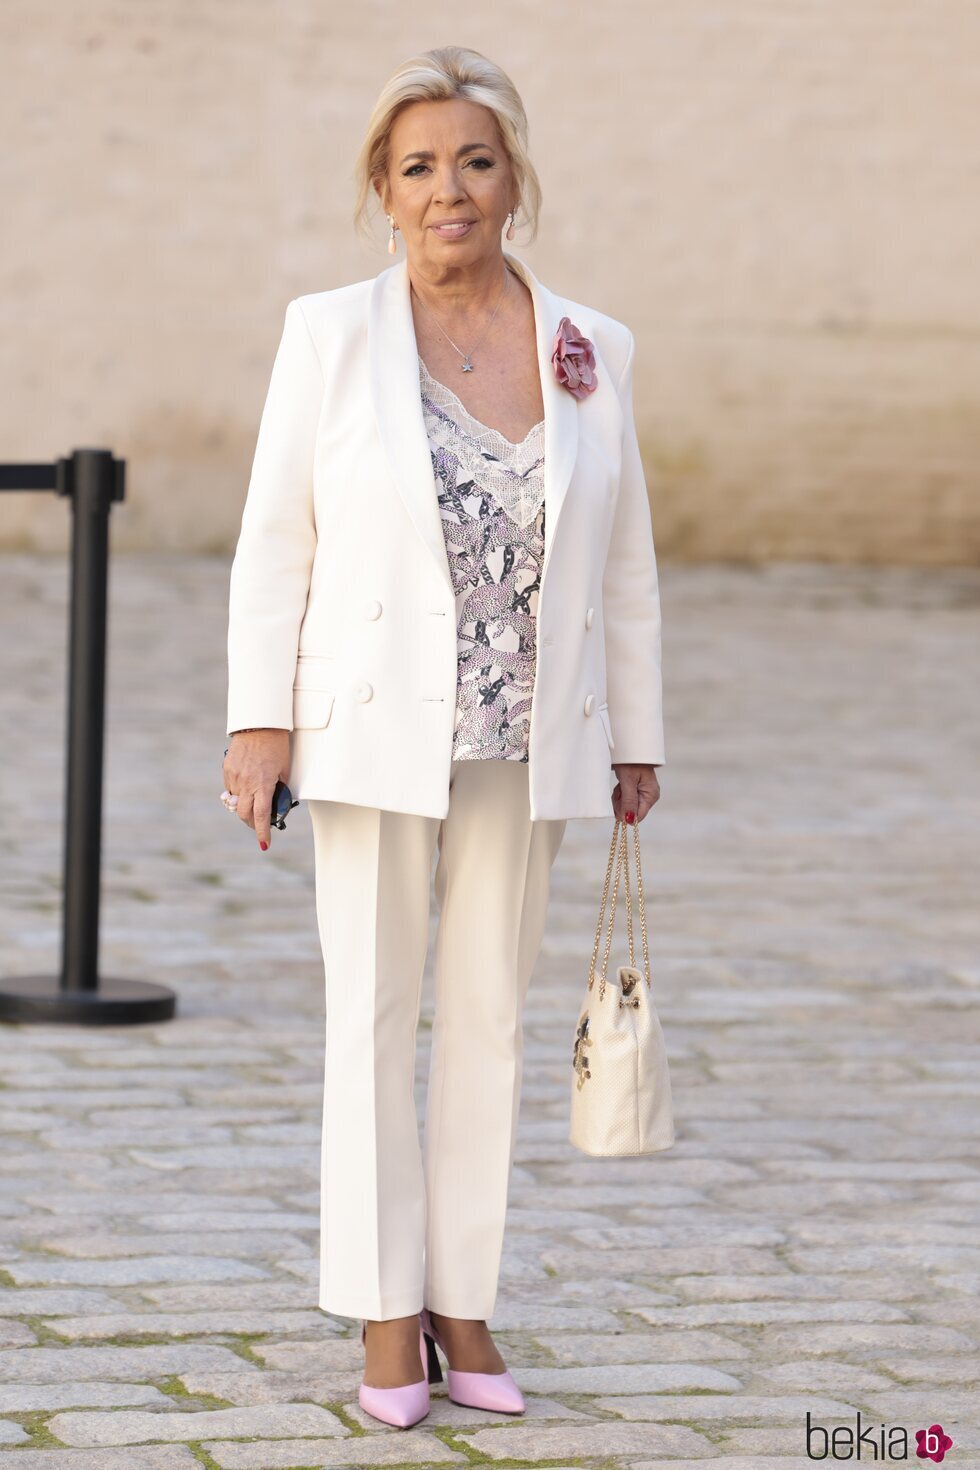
[429,1311,483,1330]
[365,1314,421,1341]
[362,1315,425,1388]
[425,1311,505,1373]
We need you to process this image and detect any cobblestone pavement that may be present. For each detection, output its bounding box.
[1,553,978,1469]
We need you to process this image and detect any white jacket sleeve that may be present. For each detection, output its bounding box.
[601,329,666,765]
[226,299,323,736]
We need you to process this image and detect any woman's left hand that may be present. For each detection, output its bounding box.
[611,763,661,824]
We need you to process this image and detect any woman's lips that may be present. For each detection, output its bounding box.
[430,220,476,240]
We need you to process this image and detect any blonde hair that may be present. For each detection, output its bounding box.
[353,45,542,245]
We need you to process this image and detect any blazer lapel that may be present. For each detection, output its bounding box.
[368,258,451,592]
[367,250,579,596]
[502,250,579,584]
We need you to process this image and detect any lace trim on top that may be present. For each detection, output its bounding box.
[418,356,545,530]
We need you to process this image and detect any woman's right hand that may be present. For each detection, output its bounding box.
[222,729,291,851]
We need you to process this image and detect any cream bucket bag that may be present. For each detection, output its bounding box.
[570,817,675,1157]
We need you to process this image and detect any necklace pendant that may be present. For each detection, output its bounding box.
[461,357,474,372]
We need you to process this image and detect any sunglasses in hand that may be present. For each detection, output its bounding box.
[271,779,300,831]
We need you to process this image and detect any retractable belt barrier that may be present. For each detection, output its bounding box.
[0,448,176,1023]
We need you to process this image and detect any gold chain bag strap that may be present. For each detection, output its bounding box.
[569,817,675,1157]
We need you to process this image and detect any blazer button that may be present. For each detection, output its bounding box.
[585,606,594,629]
[364,599,382,620]
[584,693,596,716]
[354,681,374,703]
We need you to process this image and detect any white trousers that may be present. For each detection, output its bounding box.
[308,757,566,1322]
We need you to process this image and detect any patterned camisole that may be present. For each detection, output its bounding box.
[419,356,546,763]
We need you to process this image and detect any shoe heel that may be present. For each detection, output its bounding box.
[423,1328,443,1381]
[423,1330,444,1384]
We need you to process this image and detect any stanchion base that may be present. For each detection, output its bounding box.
[0,975,177,1025]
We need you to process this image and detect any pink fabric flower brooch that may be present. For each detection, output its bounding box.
[551,316,598,399]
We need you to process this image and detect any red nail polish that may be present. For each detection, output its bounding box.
[625,810,635,824]
[259,841,268,851]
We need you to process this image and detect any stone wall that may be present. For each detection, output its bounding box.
[2,0,978,561]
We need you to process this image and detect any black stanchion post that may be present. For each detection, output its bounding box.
[62,447,113,995]
[0,447,176,1023]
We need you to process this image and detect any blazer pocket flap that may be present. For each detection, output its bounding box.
[598,703,615,750]
[292,687,335,729]
[293,654,336,689]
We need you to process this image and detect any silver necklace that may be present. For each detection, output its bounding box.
[411,270,508,372]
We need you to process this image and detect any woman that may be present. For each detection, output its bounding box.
[221,45,665,1429]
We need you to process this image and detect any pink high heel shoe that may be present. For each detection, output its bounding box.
[420,1306,525,1414]
[358,1317,430,1428]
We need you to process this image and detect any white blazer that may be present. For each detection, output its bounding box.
[226,250,665,821]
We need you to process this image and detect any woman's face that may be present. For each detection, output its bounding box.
[377,98,517,274]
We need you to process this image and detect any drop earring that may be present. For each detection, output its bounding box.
[387,214,398,254]
[506,209,516,241]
